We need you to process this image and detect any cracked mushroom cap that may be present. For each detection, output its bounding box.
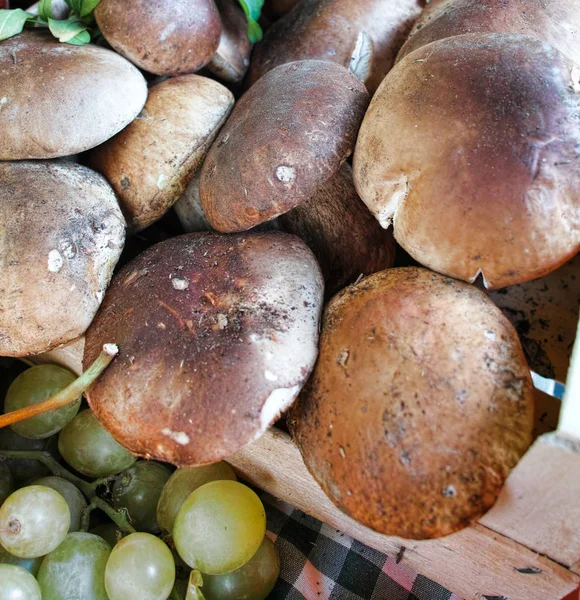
[0,32,147,160]
[353,34,580,290]
[200,60,369,233]
[94,0,221,76]
[83,231,324,466]
[0,161,125,357]
[289,267,535,540]
[88,75,234,232]
[396,0,580,65]
[246,0,424,93]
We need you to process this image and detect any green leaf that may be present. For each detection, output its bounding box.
[38,0,53,21]
[237,0,264,43]
[47,16,88,42]
[65,28,90,45]
[78,0,101,18]
[0,9,34,41]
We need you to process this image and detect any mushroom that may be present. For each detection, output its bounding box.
[0,161,125,357]
[396,0,580,65]
[0,32,147,160]
[200,60,369,233]
[207,0,253,84]
[83,231,324,466]
[88,75,234,233]
[177,164,395,297]
[289,267,534,540]
[94,0,222,76]
[245,0,424,93]
[353,34,580,290]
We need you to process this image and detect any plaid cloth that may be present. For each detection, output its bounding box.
[262,494,462,600]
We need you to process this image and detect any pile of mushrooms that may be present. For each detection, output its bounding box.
[1,0,578,543]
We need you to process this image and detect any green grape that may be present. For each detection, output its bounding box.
[157,462,236,535]
[112,460,171,533]
[0,485,70,558]
[0,462,14,505]
[58,409,136,478]
[0,428,51,483]
[0,564,42,600]
[174,481,266,576]
[5,365,80,439]
[33,476,87,533]
[90,523,124,548]
[202,537,279,600]
[37,532,111,600]
[104,532,175,600]
[0,545,43,576]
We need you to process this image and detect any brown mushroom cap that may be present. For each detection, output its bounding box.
[0,161,125,357]
[0,32,147,160]
[353,34,580,290]
[88,75,234,233]
[289,267,534,540]
[396,0,580,65]
[200,60,369,233]
[94,0,222,76]
[83,231,324,466]
[208,0,253,84]
[245,0,424,93]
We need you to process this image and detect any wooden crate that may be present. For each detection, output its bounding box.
[34,314,580,600]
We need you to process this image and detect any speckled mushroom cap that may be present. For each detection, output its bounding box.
[0,32,147,160]
[245,0,424,93]
[353,34,580,290]
[88,75,234,232]
[200,60,369,233]
[83,231,324,466]
[396,0,580,65]
[289,267,534,540]
[94,0,221,76]
[0,161,125,357]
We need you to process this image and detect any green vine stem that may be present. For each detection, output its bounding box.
[0,449,135,535]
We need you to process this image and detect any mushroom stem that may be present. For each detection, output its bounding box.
[0,344,119,430]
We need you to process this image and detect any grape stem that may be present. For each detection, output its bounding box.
[0,449,135,535]
[0,344,119,429]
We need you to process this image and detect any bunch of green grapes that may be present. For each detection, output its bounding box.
[0,361,280,600]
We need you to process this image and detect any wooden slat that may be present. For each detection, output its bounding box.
[229,428,578,600]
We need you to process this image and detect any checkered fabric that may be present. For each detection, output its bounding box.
[262,494,462,600]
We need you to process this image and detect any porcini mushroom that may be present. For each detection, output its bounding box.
[94,0,222,76]
[289,267,534,540]
[88,75,234,232]
[207,0,253,84]
[0,32,147,160]
[245,0,424,93]
[200,60,369,233]
[353,34,580,289]
[0,161,125,357]
[396,0,580,65]
[83,231,324,466]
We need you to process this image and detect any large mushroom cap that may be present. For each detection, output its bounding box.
[83,232,324,466]
[88,75,234,233]
[289,267,534,540]
[0,32,147,160]
[353,33,580,289]
[246,0,424,93]
[0,161,125,357]
[396,0,580,65]
[94,0,222,76]
[200,60,369,233]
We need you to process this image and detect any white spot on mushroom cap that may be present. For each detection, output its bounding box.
[258,385,300,433]
[264,370,278,382]
[171,277,189,291]
[157,174,168,190]
[571,65,580,93]
[48,249,63,273]
[484,330,496,341]
[275,166,297,187]
[161,428,190,445]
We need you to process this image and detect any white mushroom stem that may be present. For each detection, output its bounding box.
[0,344,119,429]
[558,318,580,440]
